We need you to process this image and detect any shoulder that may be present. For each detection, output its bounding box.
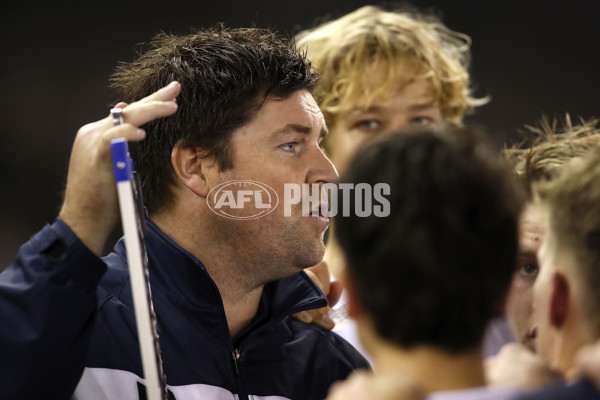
[241,318,370,400]
[282,317,371,370]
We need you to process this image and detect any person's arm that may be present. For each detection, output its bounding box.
[0,81,180,399]
[0,218,107,399]
[485,343,563,391]
[59,81,180,255]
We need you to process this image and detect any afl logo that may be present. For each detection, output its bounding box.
[207,180,279,220]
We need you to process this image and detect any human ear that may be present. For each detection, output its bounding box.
[549,272,569,329]
[170,144,216,198]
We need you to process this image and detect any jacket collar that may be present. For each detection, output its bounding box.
[134,220,328,322]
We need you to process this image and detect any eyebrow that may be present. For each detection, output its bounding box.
[518,250,539,258]
[348,101,437,114]
[272,123,328,139]
[408,101,437,111]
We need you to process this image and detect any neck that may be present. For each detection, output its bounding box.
[152,209,263,338]
[323,228,346,280]
[555,317,598,382]
[374,344,485,393]
[361,320,485,394]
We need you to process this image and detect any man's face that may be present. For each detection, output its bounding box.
[326,77,443,173]
[506,202,545,351]
[211,90,337,283]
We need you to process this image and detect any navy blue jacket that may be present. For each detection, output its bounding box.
[0,219,368,400]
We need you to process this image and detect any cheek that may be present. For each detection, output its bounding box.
[215,170,243,187]
[534,310,553,364]
[506,281,533,334]
[508,275,535,305]
[532,278,549,326]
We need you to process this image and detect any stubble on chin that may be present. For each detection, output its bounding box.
[279,222,327,271]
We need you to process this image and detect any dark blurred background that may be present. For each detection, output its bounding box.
[1,0,599,269]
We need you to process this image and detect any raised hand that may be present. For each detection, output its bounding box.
[59,81,180,254]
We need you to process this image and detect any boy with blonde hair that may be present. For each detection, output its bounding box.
[296,5,486,172]
[296,4,491,354]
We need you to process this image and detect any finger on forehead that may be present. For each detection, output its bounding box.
[137,81,181,104]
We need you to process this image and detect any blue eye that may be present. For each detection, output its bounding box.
[519,263,539,277]
[280,142,298,152]
[410,117,433,126]
[354,119,382,131]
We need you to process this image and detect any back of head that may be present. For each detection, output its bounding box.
[335,126,522,352]
[110,25,316,214]
[504,115,600,199]
[536,145,600,337]
[296,5,485,128]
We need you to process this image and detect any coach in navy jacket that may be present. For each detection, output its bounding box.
[0,27,368,400]
[1,217,366,400]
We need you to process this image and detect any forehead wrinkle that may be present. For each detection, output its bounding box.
[271,123,314,137]
[286,123,311,134]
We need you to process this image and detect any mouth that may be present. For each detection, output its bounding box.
[308,203,330,224]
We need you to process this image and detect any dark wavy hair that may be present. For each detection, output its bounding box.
[110,25,316,214]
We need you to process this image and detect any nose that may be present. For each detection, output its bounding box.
[307,145,338,184]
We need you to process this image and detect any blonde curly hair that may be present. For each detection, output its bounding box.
[296,5,487,128]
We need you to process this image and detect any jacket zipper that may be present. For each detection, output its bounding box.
[231,347,250,400]
[232,348,241,376]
